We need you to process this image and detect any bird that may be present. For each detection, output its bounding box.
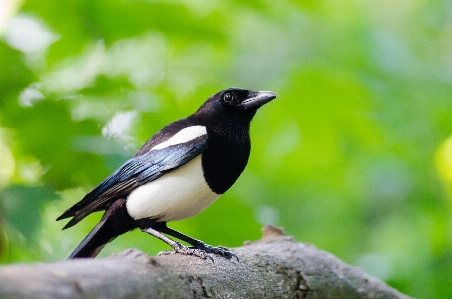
[57,87,277,260]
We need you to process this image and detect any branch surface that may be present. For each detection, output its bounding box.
[0,225,413,299]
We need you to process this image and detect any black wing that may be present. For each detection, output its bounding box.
[57,135,208,229]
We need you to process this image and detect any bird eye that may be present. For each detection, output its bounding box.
[223,93,234,104]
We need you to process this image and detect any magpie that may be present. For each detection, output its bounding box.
[57,87,277,260]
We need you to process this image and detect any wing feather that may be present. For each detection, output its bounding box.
[58,135,208,229]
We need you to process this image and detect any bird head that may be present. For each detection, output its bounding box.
[194,88,277,125]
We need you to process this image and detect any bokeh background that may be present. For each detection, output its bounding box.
[1,0,452,297]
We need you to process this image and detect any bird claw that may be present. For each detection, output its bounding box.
[158,241,238,263]
[158,242,214,263]
[192,243,239,262]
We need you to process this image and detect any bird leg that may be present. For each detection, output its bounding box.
[150,222,239,261]
[142,227,214,262]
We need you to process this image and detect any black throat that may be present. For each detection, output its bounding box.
[191,112,253,194]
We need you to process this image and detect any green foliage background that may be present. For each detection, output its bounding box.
[1,0,452,298]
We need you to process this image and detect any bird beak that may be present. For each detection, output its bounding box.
[240,91,277,109]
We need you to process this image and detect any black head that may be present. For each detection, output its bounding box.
[193,88,277,125]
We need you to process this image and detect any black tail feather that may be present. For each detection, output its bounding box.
[68,219,112,258]
[66,198,138,258]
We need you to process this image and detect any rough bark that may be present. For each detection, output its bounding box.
[0,225,412,299]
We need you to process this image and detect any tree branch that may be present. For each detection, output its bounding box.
[0,225,412,299]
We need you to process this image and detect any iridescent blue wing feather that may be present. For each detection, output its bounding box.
[57,135,208,229]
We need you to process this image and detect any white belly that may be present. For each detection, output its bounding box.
[126,155,220,222]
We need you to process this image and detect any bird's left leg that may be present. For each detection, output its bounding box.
[152,222,239,261]
[141,226,214,262]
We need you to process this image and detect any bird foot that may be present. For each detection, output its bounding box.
[192,242,239,262]
[158,241,238,262]
[158,242,215,262]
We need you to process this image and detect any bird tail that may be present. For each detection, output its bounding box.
[66,198,139,259]
[68,218,114,258]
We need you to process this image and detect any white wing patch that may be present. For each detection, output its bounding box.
[126,155,220,221]
[151,125,207,150]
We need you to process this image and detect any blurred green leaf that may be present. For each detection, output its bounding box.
[1,185,57,240]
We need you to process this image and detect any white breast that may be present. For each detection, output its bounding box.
[125,125,216,222]
[126,155,220,221]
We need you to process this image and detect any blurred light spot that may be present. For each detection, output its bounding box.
[0,132,15,189]
[17,159,46,184]
[127,92,160,112]
[107,33,167,88]
[435,136,452,182]
[255,205,280,225]
[372,30,413,75]
[19,85,45,107]
[355,253,392,281]
[0,0,18,33]
[70,100,109,122]
[40,240,53,256]
[102,110,138,148]
[179,0,217,17]
[4,14,58,53]
[72,136,126,155]
[43,41,105,93]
